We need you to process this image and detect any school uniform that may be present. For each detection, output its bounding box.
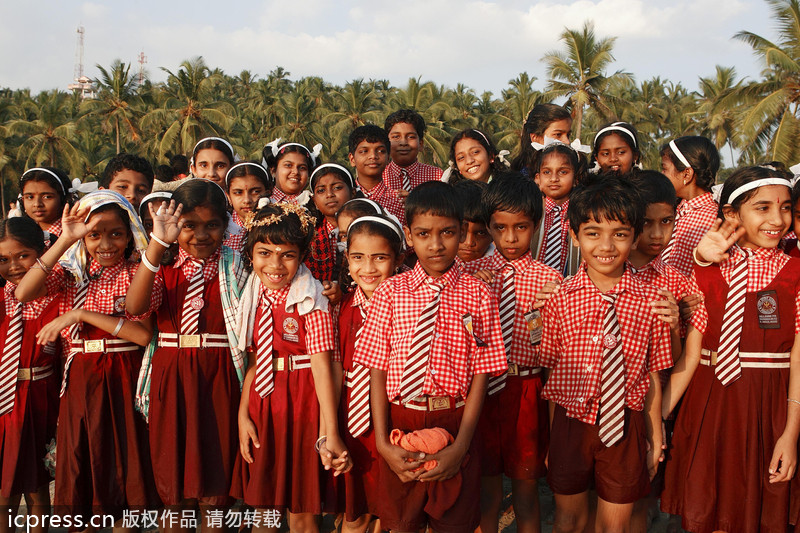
[661,192,718,277]
[530,198,580,277]
[0,282,60,498]
[353,259,507,533]
[631,255,697,339]
[539,265,672,504]
[305,219,339,282]
[270,189,309,205]
[223,211,245,251]
[382,160,443,192]
[662,247,800,533]
[465,250,562,479]
[356,179,406,226]
[44,219,62,248]
[54,259,161,521]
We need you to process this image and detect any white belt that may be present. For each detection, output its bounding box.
[700,349,791,369]
[391,395,465,411]
[506,363,542,377]
[158,332,230,349]
[272,354,311,371]
[71,338,139,354]
[17,365,54,381]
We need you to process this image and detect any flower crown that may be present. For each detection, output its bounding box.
[243,201,316,235]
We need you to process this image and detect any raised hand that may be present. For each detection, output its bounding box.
[695,218,746,264]
[149,200,184,245]
[60,204,98,244]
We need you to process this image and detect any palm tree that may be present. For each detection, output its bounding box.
[694,66,744,162]
[542,21,633,139]
[733,0,800,163]
[83,60,142,153]
[496,73,544,152]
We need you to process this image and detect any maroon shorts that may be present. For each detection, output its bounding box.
[375,401,481,533]
[475,373,548,479]
[546,405,649,504]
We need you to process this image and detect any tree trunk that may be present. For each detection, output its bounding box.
[116,116,121,154]
[574,103,585,141]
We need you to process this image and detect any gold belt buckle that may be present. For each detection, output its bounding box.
[507,363,519,376]
[17,368,31,381]
[710,351,718,365]
[427,396,451,411]
[83,339,106,353]
[273,358,285,371]
[179,335,201,348]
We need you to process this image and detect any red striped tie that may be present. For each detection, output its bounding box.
[400,168,411,192]
[598,293,626,447]
[253,295,275,398]
[488,265,515,396]
[348,305,371,436]
[542,206,563,270]
[0,302,23,414]
[398,281,443,402]
[61,281,90,397]
[716,249,750,386]
[181,260,204,335]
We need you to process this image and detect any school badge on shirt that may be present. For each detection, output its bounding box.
[114,296,126,314]
[283,317,300,343]
[756,290,780,329]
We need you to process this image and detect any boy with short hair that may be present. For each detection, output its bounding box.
[465,174,562,533]
[348,125,406,225]
[453,180,494,262]
[383,109,443,194]
[540,176,672,533]
[353,181,507,533]
[100,153,154,209]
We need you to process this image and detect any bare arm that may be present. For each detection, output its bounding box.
[238,356,259,463]
[662,325,702,418]
[35,311,154,346]
[644,373,663,480]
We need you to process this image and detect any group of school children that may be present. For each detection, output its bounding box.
[2,103,800,533]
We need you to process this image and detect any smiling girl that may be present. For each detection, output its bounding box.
[590,122,641,176]
[225,162,274,252]
[190,137,236,185]
[263,139,321,205]
[18,167,75,243]
[444,129,508,185]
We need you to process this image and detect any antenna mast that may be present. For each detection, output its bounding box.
[137,51,148,86]
[67,25,95,99]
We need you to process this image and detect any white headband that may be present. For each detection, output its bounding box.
[669,140,691,169]
[264,138,323,165]
[310,163,355,190]
[727,177,792,204]
[472,129,491,146]
[341,197,383,215]
[593,123,637,148]
[194,137,234,159]
[225,162,272,186]
[532,137,592,154]
[22,168,97,196]
[139,191,173,219]
[348,214,405,249]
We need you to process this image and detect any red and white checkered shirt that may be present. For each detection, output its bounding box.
[629,256,694,302]
[224,212,245,252]
[465,250,562,367]
[174,246,220,283]
[353,259,507,400]
[537,197,572,272]
[263,284,335,355]
[43,219,62,248]
[382,160,442,192]
[4,279,59,320]
[539,265,673,424]
[270,189,304,205]
[690,246,800,334]
[662,192,718,277]
[333,286,369,363]
[356,179,406,226]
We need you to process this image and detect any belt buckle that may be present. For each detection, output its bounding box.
[710,351,718,366]
[507,362,519,376]
[427,396,451,411]
[273,358,285,372]
[83,339,106,353]
[179,335,201,348]
[17,368,31,381]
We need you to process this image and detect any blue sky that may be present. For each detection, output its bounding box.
[0,0,777,96]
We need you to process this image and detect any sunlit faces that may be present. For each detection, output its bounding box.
[388,122,421,167]
[178,205,226,260]
[633,203,675,260]
[229,174,267,220]
[404,213,463,278]
[349,141,388,181]
[251,241,302,291]
[458,220,492,263]
[84,210,132,268]
[454,138,493,182]
[488,210,535,262]
[346,233,400,298]
[596,133,635,175]
[0,238,38,285]
[534,152,575,205]
[572,215,635,284]
[530,118,572,144]
[22,181,63,229]
[313,174,352,218]
[191,148,231,185]
[724,185,791,249]
[274,152,310,196]
[660,155,690,198]
[107,170,151,210]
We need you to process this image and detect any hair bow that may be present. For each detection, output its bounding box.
[440,160,456,183]
[531,137,591,154]
[70,178,99,194]
[497,150,511,168]
[266,138,283,157]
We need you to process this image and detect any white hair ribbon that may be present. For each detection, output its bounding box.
[310,163,355,190]
[266,138,283,158]
[70,178,98,194]
[727,177,792,204]
[497,150,511,167]
[22,168,68,196]
[669,140,691,169]
[711,183,724,203]
[267,139,322,165]
[790,162,800,177]
[593,122,637,148]
[441,161,456,183]
[256,197,272,209]
[531,137,591,154]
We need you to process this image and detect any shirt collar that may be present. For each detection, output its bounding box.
[3,282,16,301]
[260,283,290,305]
[352,286,368,309]
[681,192,716,212]
[231,211,245,228]
[175,246,221,269]
[357,178,388,196]
[629,255,668,276]
[729,245,781,263]
[487,249,535,274]
[86,257,125,281]
[323,218,337,236]
[545,197,568,213]
[389,160,419,176]
[408,257,464,290]
[565,262,637,296]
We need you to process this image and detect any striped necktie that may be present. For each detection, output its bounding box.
[347,305,372,436]
[0,302,23,414]
[181,260,205,335]
[660,204,684,263]
[400,168,411,192]
[61,280,90,397]
[398,281,443,402]
[543,206,563,270]
[716,249,750,386]
[253,295,275,398]
[488,265,515,396]
[598,293,626,447]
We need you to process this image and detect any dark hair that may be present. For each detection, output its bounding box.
[717,165,790,218]
[384,109,426,138]
[447,129,507,184]
[0,216,45,256]
[172,179,230,224]
[348,125,390,155]
[169,154,189,176]
[482,172,543,226]
[629,171,677,211]
[533,143,588,187]
[337,198,384,222]
[88,203,135,260]
[100,153,154,189]
[405,181,462,226]
[18,167,74,214]
[225,161,274,192]
[512,103,572,175]
[155,164,176,183]
[569,173,645,237]
[192,138,234,165]
[792,176,800,206]
[243,203,315,264]
[453,180,487,223]
[590,122,641,173]
[659,136,720,192]
[310,164,354,192]
[261,142,317,174]
[347,214,404,260]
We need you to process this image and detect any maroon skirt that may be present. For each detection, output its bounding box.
[232,366,323,513]
[149,346,239,505]
[662,364,800,533]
